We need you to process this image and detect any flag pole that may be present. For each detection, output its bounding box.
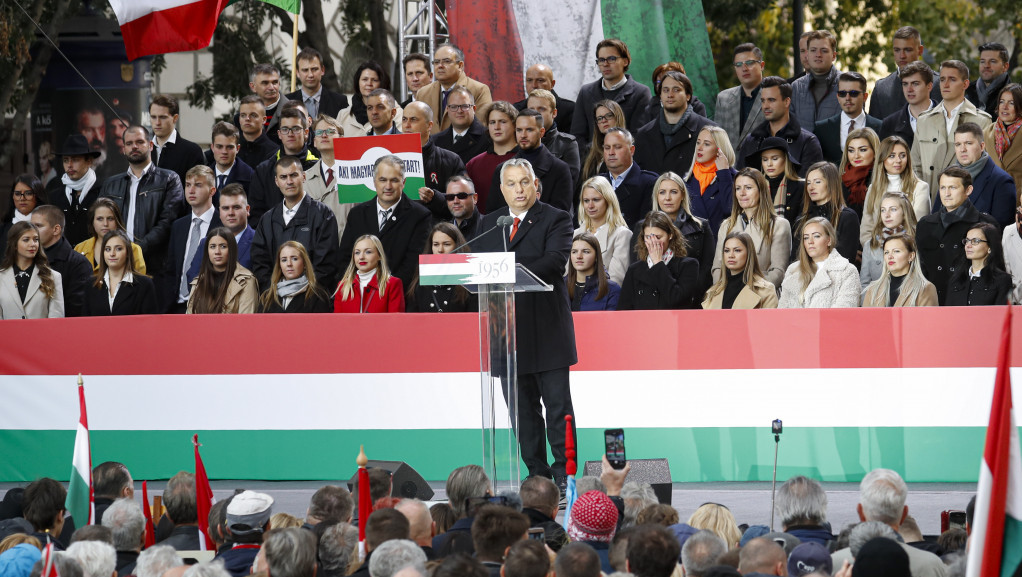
[290,6,299,93]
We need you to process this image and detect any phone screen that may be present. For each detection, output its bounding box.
[605,429,625,469]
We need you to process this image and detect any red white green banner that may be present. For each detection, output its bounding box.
[334,134,426,204]
[108,0,230,61]
[418,253,515,285]
[65,379,92,526]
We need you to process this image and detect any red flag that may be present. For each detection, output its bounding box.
[192,434,216,551]
[141,481,156,548]
[357,445,372,559]
[41,543,59,577]
[565,415,576,477]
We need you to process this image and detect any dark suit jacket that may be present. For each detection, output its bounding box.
[339,196,432,289]
[869,67,941,121]
[633,112,718,178]
[598,163,657,226]
[570,75,651,144]
[473,201,578,374]
[209,159,255,194]
[813,113,884,165]
[968,158,1018,229]
[285,87,350,118]
[163,210,223,310]
[917,201,998,304]
[515,91,576,135]
[43,237,93,318]
[878,101,935,148]
[487,146,574,214]
[431,119,491,165]
[83,274,159,316]
[47,177,103,247]
[542,126,581,192]
[154,134,206,198]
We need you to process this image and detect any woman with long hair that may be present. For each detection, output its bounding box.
[634,172,714,292]
[792,162,860,263]
[860,192,918,292]
[838,127,880,219]
[711,167,791,288]
[618,211,699,310]
[945,222,1012,306]
[337,61,400,137]
[0,222,63,318]
[745,137,805,224]
[859,136,929,245]
[687,503,742,549]
[862,234,938,307]
[0,174,46,255]
[406,223,475,313]
[334,234,404,313]
[580,100,626,184]
[984,83,1022,191]
[566,231,620,311]
[685,126,737,235]
[779,217,859,308]
[73,198,146,274]
[702,231,778,309]
[82,230,158,315]
[186,227,259,314]
[260,241,332,313]
[576,176,632,284]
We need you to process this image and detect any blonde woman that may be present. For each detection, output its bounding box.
[685,125,737,234]
[779,217,859,308]
[711,167,791,288]
[858,136,929,246]
[334,234,404,313]
[260,241,333,313]
[634,172,714,292]
[702,231,778,309]
[838,127,880,219]
[862,234,938,307]
[688,503,742,549]
[860,192,918,293]
[575,176,632,284]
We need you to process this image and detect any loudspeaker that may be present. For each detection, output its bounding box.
[346,460,434,501]
[583,458,672,505]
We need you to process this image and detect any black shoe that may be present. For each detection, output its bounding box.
[554,474,568,507]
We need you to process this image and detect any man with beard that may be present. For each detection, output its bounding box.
[77,106,113,179]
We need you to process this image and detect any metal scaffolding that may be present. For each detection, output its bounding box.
[397,0,449,101]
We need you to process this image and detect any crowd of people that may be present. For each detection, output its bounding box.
[3,27,1021,318]
[0,461,974,577]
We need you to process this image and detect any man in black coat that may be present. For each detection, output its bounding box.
[250,156,340,291]
[528,89,580,192]
[571,39,651,144]
[46,134,103,247]
[487,110,573,215]
[285,48,349,119]
[430,85,491,165]
[237,95,279,169]
[633,71,717,178]
[29,206,92,317]
[402,101,467,220]
[248,107,320,224]
[917,167,999,304]
[878,62,937,148]
[513,64,576,135]
[208,121,255,196]
[339,155,432,290]
[474,157,577,485]
[445,175,483,240]
[598,127,657,226]
[735,76,824,177]
[813,72,883,165]
[163,166,223,313]
[150,94,206,197]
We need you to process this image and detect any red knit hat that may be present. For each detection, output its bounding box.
[567,490,618,543]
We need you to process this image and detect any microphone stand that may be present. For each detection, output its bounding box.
[770,430,781,531]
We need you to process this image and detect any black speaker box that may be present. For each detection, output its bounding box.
[347,460,434,501]
[583,458,672,504]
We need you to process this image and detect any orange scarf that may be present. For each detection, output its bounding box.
[692,161,718,195]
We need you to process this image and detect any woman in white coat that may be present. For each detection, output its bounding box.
[0,221,64,319]
[575,176,632,284]
[779,216,859,308]
[711,167,790,288]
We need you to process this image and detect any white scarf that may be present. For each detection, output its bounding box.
[357,269,377,295]
[61,168,97,200]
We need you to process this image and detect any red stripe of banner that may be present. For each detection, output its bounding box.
[0,308,1020,376]
[448,0,525,102]
[118,0,228,61]
[419,254,472,264]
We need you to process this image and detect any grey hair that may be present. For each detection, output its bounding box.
[135,545,183,577]
[859,469,908,524]
[681,530,728,577]
[499,158,539,185]
[849,521,897,557]
[265,528,318,577]
[374,154,406,179]
[30,552,83,577]
[604,127,635,146]
[102,498,145,551]
[319,522,359,575]
[945,554,967,577]
[368,88,397,109]
[446,175,476,195]
[66,541,117,577]
[446,465,491,518]
[164,471,198,524]
[368,539,427,577]
[436,43,465,62]
[183,562,232,577]
[775,476,828,527]
[620,482,658,529]
[394,499,432,542]
[574,477,606,496]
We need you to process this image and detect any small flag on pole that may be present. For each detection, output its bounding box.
[357,445,372,561]
[561,415,578,530]
[192,434,216,551]
[66,374,93,527]
[141,481,156,548]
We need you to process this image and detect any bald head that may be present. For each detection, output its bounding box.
[394,499,434,547]
[401,101,434,143]
[525,64,556,94]
[738,538,787,576]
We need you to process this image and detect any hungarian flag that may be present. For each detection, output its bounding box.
[357,446,372,561]
[334,134,426,204]
[66,376,93,527]
[141,481,156,548]
[966,307,1022,577]
[561,415,578,531]
[192,434,216,551]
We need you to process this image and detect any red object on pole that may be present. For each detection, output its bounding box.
[357,445,372,543]
[192,434,216,551]
[141,481,156,548]
[565,415,576,477]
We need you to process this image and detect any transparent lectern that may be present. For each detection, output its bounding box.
[418,252,553,493]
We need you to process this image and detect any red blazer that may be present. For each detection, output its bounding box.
[333,273,405,313]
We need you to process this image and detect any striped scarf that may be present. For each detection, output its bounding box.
[994,118,1022,161]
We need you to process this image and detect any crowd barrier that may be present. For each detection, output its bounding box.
[1,307,1020,483]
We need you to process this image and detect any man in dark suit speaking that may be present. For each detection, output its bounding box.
[473,158,578,489]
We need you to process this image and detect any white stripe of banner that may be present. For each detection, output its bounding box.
[108,0,200,24]
[511,0,604,99]
[3,368,1020,431]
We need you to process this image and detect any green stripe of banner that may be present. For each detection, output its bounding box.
[1003,515,1022,577]
[66,470,90,525]
[256,0,301,14]
[419,274,473,285]
[0,427,999,483]
[337,177,427,204]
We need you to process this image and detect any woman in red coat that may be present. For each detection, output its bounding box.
[333,234,405,313]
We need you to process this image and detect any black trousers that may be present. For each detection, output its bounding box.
[503,367,576,478]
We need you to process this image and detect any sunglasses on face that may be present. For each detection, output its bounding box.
[446,192,476,201]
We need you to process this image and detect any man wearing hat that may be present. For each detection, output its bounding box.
[566,491,619,574]
[214,490,273,577]
[787,542,833,577]
[46,134,103,247]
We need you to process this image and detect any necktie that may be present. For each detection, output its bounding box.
[70,190,80,212]
[453,134,461,144]
[379,208,393,230]
[217,175,226,190]
[509,217,521,241]
[441,89,452,116]
[325,168,334,188]
[181,217,201,297]
[847,119,855,139]
[306,97,318,119]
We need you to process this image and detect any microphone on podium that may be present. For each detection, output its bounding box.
[452,215,516,253]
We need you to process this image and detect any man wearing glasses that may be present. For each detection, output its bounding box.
[444,175,483,239]
[571,39,651,145]
[415,44,493,135]
[432,85,491,165]
[714,43,767,151]
[247,107,320,223]
[813,72,882,165]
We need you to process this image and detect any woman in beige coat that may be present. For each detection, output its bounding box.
[186,227,258,314]
[711,167,790,288]
[0,222,64,319]
[984,84,1022,192]
[862,233,938,307]
[702,231,777,309]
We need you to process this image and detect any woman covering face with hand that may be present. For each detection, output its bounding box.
[618,211,699,310]
[260,240,332,313]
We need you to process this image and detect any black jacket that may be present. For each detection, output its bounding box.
[571,75,652,144]
[814,113,883,165]
[599,163,658,226]
[449,210,483,241]
[339,196,432,290]
[251,194,341,291]
[629,212,715,299]
[154,135,206,191]
[82,274,159,316]
[285,87,350,118]
[46,177,103,247]
[431,119,491,165]
[406,283,477,313]
[515,91,576,135]
[488,145,574,214]
[632,111,718,178]
[916,201,999,304]
[878,101,934,148]
[43,237,93,317]
[238,133,278,171]
[617,256,700,310]
[419,140,468,220]
[261,288,334,313]
[248,147,320,224]
[208,159,256,195]
[100,164,185,272]
[736,116,824,178]
[792,205,861,264]
[542,125,581,192]
[158,524,201,551]
[946,266,1012,306]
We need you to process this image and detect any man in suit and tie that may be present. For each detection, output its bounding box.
[878,61,936,148]
[473,158,578,490]
[208,122,254,198]
[715,43,766,152]
[338,155,432,289]
[366,89,402,136]
[513,64,576,135]
[400,53,433,108]
[598,128,657,226]
[286,48,349,120]
[150,94,205,197]
[431,85,491,165]
[188,183,255,279]
[416,44,493,135]
[814,72,883,165]
[868,26,941,122]
[164,166,222,312]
